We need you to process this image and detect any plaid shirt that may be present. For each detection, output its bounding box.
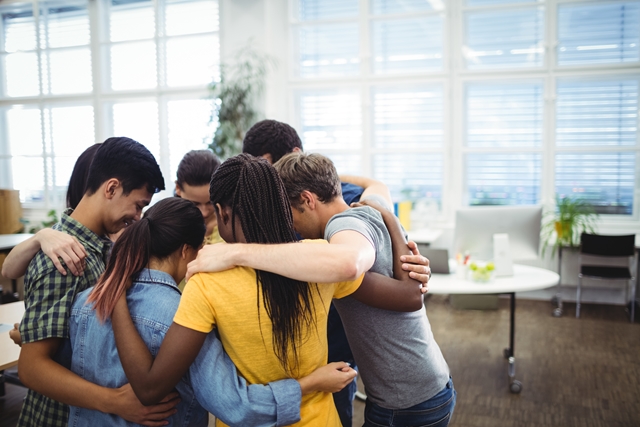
[18,212,111,427]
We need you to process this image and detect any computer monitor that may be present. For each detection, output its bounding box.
[454,205,543,261]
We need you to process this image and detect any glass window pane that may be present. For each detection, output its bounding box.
[297,0,358,21]
[374,153,442,204]
[372,0,444,14]
[113,102,160,159]
[2,7,37,52]
[298,91,362,150]
[466,154,541,205]
[557,80,638,147]
[373,16,443,73]
[556,153,634,215]
[165,0,219,35]
[464,8,544,69]
[166,34,219,87]
[12,157,45,203]
[53,156,79,197]
[110,42,157,90]
[110,0,155,42]
[167,99,215,179]
[7,108,42,156]
[373,85,443,149]
[44,48,92,94]
[466,83,543,148]
[309,153,362,176]
[296,24,359,78]
[558,2,640,66]
[3,52,40,97]
[50,106,95,157]
[41,3,90,48]
[467,0,536,6]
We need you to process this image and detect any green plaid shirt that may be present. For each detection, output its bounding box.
[18,212,111,427]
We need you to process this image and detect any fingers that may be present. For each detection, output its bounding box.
[138,421,169,427]
[158,391,180,404]
[407,240,420,255]
[400,254,429,267]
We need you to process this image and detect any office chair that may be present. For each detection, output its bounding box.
[577,233,637,322]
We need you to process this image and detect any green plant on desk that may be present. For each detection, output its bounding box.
[541,196,598,257]
[27,209,58,233]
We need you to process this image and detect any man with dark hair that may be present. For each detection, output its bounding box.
[17,137,173,427]
[242,119,303,164]
[175,149,222,244]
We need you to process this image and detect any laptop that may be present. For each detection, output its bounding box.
[417,246,451,274]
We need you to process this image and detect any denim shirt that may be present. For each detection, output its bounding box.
[69,269,301,427]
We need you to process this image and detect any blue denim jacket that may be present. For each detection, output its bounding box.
[68,269,301,427]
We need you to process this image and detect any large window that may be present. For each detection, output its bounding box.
[0,0,219,207]
[290,0,640,220]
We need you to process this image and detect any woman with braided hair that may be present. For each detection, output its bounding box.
[110,154,425,426]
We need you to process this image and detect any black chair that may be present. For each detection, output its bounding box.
[577,233,636,322]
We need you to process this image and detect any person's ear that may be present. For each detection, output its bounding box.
[216,203,231,224]
[181,244,189,260]
[299,190,317,210]
[292,147,302,153]
[175,183,182,197]
[104,179,120,200]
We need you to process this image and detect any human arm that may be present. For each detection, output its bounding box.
[2,228,87,279]
[340,174,392,206]
[346,199,426,312]
[186,234,375,283]
[191,332,356,427]
[18,338,180,426]
[111,293,208,406]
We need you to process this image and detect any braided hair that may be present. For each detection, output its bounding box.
[210,153,318,375]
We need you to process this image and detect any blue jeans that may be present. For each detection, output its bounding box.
[363,378,456,427]
[334,374,358,427]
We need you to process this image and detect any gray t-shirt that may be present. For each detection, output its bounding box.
[325,198,450,409]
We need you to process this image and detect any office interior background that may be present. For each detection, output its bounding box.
[0,0,639,425]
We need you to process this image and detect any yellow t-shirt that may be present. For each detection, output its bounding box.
[174,241,363,427]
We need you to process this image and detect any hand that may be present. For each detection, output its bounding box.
[298,362,357,394]
[401,241,430,293]
[9,323,22,347]
[36,228,87,276]
[186,243,236,282]
[112,383,180,427]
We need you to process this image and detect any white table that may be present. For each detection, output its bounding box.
[406,228,442,245]
[0,301,25,396]
[0,234,34,297]
[429,264,559,393]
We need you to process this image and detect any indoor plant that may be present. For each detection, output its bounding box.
[541,195,598,256]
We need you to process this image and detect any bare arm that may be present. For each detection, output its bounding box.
[186,233,375,283]
[111,294,207,406]
[348,200,426,312]
[2,229,87,279]
[339,174,392,206]
[18,338,179,426]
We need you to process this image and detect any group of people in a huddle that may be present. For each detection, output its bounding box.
[3,120,456,427]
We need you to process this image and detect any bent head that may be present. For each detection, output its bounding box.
[85,137,165,234]
[273,152,342,239]
[242,120,303,164]
[209,153,298,245]
[175,150,220,235]
[89,197,205,322]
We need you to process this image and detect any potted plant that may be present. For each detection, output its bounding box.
[541,196,598,256]
[207,45,272,160]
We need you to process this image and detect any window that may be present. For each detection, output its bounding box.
[289,0,640,221]
[0,0,219,207]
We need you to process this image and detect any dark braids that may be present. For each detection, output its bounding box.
[209,153,318,375]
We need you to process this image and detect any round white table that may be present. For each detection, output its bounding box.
[429,264,559,393]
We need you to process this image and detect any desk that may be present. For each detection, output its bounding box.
[0,301,25,396]
[430,264,559,393]
[0,234,34,296]
[406,228,442,246]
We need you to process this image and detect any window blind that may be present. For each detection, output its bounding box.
[467,153,541,205]
[373,86,443,149]
[464,7,544,69]
[296,24,360,78]
[372,0,443,15]
[558,2,640,66]
[466,82,543,148]
[557,80,638,147]
[556,153,635,215]
[297,0,358,21]
[372,15,443,74]
[374,153,442,203]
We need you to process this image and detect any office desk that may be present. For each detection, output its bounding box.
[0,233,34,296]
[0,301,24,396]
[430,264,559,393]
